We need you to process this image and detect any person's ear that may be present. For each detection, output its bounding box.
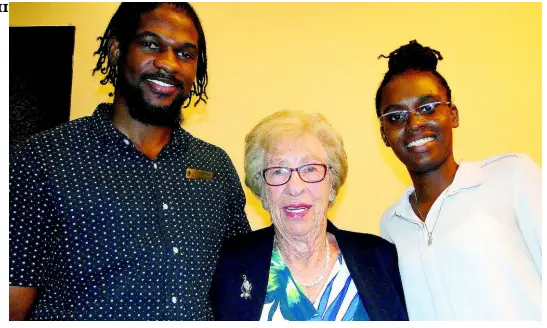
[328,180,336,204]
[259,186,270,210]
[261,197,269,210]
[450,105,459,128]
[108,38,121,66]
[380,125,390,147]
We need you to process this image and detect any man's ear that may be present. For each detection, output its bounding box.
[450,105,459,128]
[380,125,390,147]
[108,38,121,66]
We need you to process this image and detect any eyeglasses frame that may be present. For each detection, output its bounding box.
[261,163,331,187]
[379,101,452,129]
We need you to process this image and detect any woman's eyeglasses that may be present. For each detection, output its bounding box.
[262,164,330,186]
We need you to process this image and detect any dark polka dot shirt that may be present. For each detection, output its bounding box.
[9,103,251,320]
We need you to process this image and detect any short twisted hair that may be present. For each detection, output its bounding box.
[375,40,451,116]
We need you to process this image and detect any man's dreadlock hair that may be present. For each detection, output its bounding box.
[375,40,451,117]
[92,2,208,107]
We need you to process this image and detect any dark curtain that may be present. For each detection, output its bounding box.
[9,26,75,149]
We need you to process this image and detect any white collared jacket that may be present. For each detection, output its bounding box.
[380,153,541,320]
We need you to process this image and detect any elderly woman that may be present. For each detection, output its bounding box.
[209,110,408,321]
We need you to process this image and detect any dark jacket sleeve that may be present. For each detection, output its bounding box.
[332,225,408,321]
[375,240,407,315]
[209,227,273,321]
[210,236,256,321]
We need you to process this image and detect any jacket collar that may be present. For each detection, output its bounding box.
[240,221,400,320]
[329,221,403,320]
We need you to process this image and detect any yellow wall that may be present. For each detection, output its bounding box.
[10,2,542,234]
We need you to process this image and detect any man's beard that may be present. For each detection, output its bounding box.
[117,74,188,127]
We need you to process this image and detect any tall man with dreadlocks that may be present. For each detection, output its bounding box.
[375,40,541,320]
[9,3,250,320]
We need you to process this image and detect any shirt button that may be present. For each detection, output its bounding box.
[153,163,158,169]
[173,247,179,254]
[123,139,130,145]
[163,204,169,210]
[171,296,177,304]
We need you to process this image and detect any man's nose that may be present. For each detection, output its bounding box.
[154,49,181,74]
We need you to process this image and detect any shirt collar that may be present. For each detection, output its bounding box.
[446,159,484,195]
[91,103,127,147]
[91,103,189,148]
[392,159,485,219]
[170,124,190,146]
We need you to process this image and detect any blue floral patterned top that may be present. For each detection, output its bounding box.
[260,248,370,321]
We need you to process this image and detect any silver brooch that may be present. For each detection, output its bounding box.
[240,274,252,299]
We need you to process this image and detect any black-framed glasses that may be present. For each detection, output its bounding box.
[379,101,451,130]
[262,164,330,186]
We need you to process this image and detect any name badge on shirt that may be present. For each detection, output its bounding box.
[186,168,214,181]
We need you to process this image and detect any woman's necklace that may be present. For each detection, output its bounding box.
[276,237,330,288]
[414,191,447,246]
